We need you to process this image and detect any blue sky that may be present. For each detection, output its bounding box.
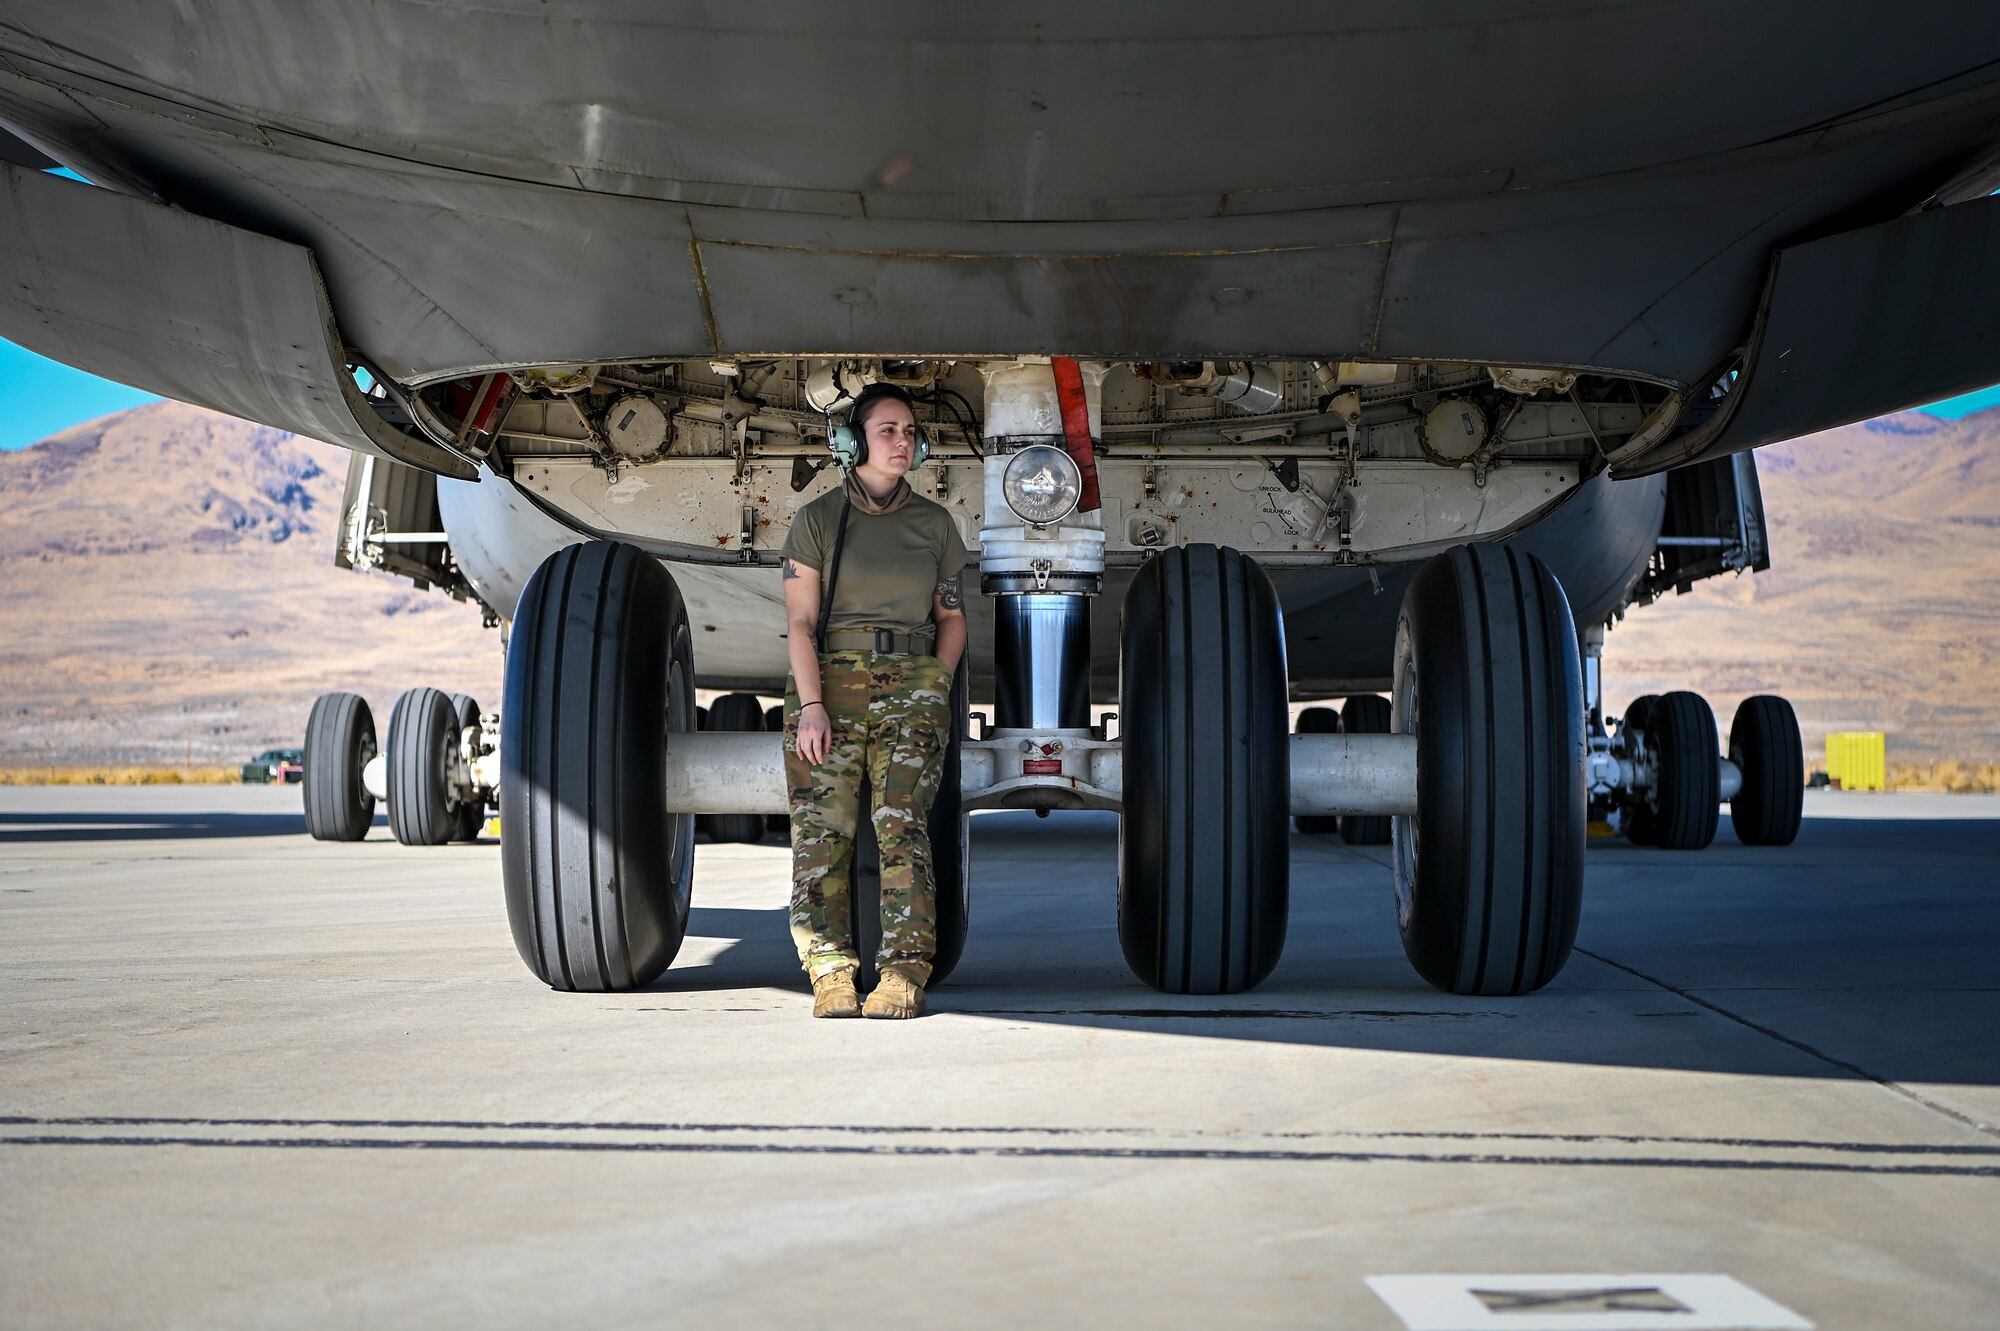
[5,337,1997,450]
[0,340,163,449]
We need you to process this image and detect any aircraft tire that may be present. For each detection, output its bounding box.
[1394,544,1584,996]
[852,658,971,991]
[1118,543,1290,995]
[1338,694,1394,845]
[1729,695,1804,846]
[1646,691,1720,850]
[387,687,458,847]
[1620,694,1661,845]
[1292,707,1341,834]
[303,691,375,842]
[447,693,484,842]
[703,693,769,845]
[501,540,694,991]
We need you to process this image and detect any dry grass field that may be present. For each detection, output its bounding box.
[0,766,239,785]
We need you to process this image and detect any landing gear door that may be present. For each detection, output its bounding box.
[335,451,467,597]
[1647,451,1770,597]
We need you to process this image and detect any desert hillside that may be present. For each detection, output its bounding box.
[1601,410,2000,763]
[1,400,1995,766]
[0,402,501,765]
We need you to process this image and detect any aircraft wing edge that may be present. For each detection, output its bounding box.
[0,163,474,478]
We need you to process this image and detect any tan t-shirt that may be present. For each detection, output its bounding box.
[781,487,970,637]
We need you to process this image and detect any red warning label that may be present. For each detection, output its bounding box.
[1023,759,1063,775]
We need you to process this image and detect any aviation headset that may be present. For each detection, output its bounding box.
[826,381,932,471]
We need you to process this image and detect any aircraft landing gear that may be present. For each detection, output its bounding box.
[1728,695,1805,845]
[303,691,376,842]
[1337,694,1394,846]
[1644,691,1722,850]
[1393,544,1586,996]
[386,687,462,846]
[1583,630,1804,849]
[1120,543,1291,994]
[1292,707,1341,835]
[702,693,772,845]
[304,687,492,844]
[446,693,486,842]
[500,539,695,991]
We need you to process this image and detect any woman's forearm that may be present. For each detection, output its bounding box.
[787,617,824,703]
[934,615,967,673]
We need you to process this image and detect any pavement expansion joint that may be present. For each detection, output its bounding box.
[3,1114,1996,1176]
[1576,946,2000,1141]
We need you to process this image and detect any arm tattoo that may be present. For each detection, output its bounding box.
[936,573,962,610]
[782,559,801,581]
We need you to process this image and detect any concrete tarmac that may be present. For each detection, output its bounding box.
[1,786,1995,1329]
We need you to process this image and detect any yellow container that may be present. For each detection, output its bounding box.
[1826,731,1886,791]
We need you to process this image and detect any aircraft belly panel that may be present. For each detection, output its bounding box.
[5,3,1996,218]
[693,237,1385,362]
[6,14,1997,393]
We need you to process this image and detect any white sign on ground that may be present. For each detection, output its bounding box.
[1365,1273,1812,1331]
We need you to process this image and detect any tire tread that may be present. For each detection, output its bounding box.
[303,692,373,842]
[501,541,690,992]
[1399,544,1584,996]
[1730,695,1804,846]
[387,687,455,846]
[1120,544,1288,995]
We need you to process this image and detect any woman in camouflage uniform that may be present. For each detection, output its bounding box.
[779,382,969,1019]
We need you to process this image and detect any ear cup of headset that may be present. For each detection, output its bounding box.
[827,423,864,469]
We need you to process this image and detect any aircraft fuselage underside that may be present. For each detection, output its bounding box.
[422,355,1665,696]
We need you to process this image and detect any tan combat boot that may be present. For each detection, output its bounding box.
[862,970,926,1020]
[812,970,861,1019]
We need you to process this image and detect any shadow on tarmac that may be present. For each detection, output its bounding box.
[664,809,2000,1091]
[0,809,311,842]
[13,796,1988,1093]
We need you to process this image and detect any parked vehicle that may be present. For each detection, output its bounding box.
[239,748,304,784]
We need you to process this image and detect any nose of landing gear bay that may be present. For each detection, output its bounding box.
[1393,545,1586,996]
[1118,544,1291,995]
[500,540,696,991]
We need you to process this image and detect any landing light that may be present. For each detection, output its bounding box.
[1001,445,1082,525]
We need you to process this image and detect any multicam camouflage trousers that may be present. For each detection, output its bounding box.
[785,650,955,985]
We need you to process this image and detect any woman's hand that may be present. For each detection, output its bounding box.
[795,702,832,766]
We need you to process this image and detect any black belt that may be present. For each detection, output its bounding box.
[823,628,935,656]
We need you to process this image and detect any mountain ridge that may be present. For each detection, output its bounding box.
[0,402,501,766]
